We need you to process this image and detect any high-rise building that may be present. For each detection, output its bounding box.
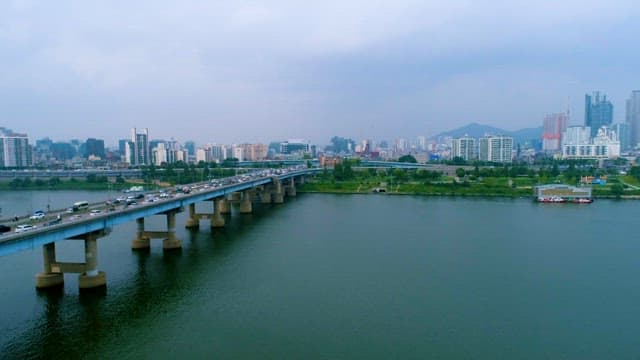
[417,136,427,151]
[0,127,32,168]
[625,90,640,149]
[184,140,196,162]
[152,142,168,165]
[84,138,105,159]
[238,143,268,161]
[478,136,513,163]
[130,128,150,165]
[451,136,476,161]
[585,92,613,138]
[542,112,569,152]
[612,123,630,152]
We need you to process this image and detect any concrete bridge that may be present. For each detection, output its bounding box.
[0,168,319,291]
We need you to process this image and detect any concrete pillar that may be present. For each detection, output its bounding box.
[299,176,305,185]
[240,190,253,214]
[163,211,182,250]
[230,192,242,203]
[79,234,106,290]
[260,190,272,204]
[211,198,225,228]
[185,203,199,229]
[273,179,284,203]
[219,198,231,214]
[132,218,150,250]
[35,242,64,289]
[286,179,297,197]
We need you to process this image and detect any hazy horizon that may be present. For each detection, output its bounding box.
[2,1,639,146]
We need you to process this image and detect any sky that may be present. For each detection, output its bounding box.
[2,0,640,147]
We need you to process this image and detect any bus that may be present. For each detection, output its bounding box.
[72,201,89,212]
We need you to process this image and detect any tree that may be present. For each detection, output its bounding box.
[221,158,239,168]
[611,184,624,199]
[398,155,417,163]
[392,169,408,183]
[48,177,62,186]
[456,168,466,178]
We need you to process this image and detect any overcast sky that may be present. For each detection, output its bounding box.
[2,0,640,146]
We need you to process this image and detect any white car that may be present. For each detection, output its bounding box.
[89,209,102,216]
[15,224,36,233]
[29,213,45,220]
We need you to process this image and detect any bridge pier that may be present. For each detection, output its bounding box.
[36,230,108,290]
[286,178,297,197]
[35,243,64,289]
[260,190,272,204]
[185,203,199,229]
[240,190,253,214]
[219,198,231,214]
[230,192,242,204]
[273,179,284,203]
[78,232,107,290]
[162,210,181,250]
[211,198,225,228]
[132,218,151,250]
[132,211,182,251]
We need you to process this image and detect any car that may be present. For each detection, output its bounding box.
[0,225,11,234]
[15,224,36,233]
[29,212,46,220]
[89,209,102,216]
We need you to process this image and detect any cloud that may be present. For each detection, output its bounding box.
[1,0,639,144]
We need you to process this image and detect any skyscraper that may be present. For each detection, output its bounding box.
[585,92,613,138]
[542,112,569,152]
[130,128,150,165]
[626,90,640,149]
[84,138,105,159]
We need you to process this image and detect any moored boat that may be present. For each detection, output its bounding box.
[537,196,566,203]
[571,198,593,204]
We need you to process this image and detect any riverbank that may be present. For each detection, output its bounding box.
[298,178,640,199]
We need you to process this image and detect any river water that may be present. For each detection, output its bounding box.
[0,191,639,359]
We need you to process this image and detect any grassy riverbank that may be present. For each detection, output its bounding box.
[299,170,640,199]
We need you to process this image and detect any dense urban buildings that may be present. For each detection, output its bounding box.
[280,140,310,155]
[584,92,613,138]
[84,138,105,160]
[561,126,620,159]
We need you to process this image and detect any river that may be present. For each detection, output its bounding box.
[0,191,639,359]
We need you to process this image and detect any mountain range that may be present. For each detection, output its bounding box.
[433,123,542,145]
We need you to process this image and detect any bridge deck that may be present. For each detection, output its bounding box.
[0,169,319,257]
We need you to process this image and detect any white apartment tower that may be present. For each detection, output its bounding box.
[478,136,513,163]
[451,136,477,161]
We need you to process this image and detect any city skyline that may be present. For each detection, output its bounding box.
[2,1,640,145]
